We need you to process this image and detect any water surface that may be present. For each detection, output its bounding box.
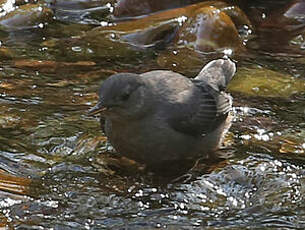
[0,0,305,229]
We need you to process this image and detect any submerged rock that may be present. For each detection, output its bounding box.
[0,46,13,59]
[49,0,115,24]
[237,117,305,156]
[0,3,54,31]
[260,0,305,33]
[114,0,202,18]
[157,47,204,75]
[0,169,31,195]
[14,59,96,73]
[228,67,305,98]
[49,0,113,10]
[250,0,305,54]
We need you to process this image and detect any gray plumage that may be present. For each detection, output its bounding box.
[89,59,236,171]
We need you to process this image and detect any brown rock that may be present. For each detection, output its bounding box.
[14,59,96,73]
[0,169,31,195]
[260,0,305,32]
[0,47,13,59]
[114,0,202,18]
[176,6,244,52]
[91,2,250,53]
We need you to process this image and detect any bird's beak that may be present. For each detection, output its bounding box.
[88,102,107,116]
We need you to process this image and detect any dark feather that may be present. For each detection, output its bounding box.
[168,81,231,137]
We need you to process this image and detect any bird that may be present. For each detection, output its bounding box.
[89,59,236,173]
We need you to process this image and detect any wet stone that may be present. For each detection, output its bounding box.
[260,0,305,31]
[176,5,245,53]
[0,3,54,31]
[114,0,202,18]
[157,48,204,75]
[14,59,96,73]
[0,46,13,59]
[50,0,115,24]
[250,0,305,54]
[90,1,251,53]
[228,66,305,98]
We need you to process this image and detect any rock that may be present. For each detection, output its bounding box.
[91,2,250,53]
[0,3,54,31]
[14,59,96,73]
[49,0,112,10]
[260,0,305,32]
[0,169,31,195]
[176,5,245,53]
[228,66,305,98]
[0,46,13,59]
[114,0,202,18]
[157,47,205,75]
[252,0,305,54]
[49,0,115,24]
[121,22,179,48]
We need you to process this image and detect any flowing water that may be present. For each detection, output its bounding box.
[0,0,305,229]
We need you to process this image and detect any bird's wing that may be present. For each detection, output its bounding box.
[168,81,232,137]
[141,67,233,137]
[168,59,235,136]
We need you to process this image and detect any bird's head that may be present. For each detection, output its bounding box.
[89,73,150,120]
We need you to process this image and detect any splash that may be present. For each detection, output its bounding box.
[0,0,16,17]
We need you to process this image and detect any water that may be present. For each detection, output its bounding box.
[0,0,305,229]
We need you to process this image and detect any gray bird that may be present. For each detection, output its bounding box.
[89,59,236,172]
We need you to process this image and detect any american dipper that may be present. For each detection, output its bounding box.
[89,59,236,172]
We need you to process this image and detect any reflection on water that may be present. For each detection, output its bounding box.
[0,0,305,229]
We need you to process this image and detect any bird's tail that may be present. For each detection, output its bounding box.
[195,59,236,92]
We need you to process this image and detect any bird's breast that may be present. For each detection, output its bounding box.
[105,116,201,165]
